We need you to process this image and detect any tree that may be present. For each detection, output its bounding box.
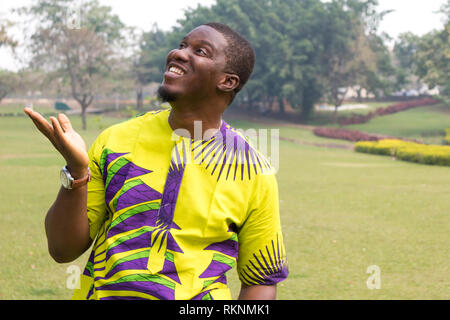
[393,32,421,90]
[412,1,449,103]
[269,0,326,119]
[363,33,395,98]
[0,18,17,48]
[438,0,450,24]
[0,70,19,103]
[19,0,125,129]
[0,16,19,102]
[132,25,169,111]
[148,0,390,122]
[319,0,365,122]
[414,25,450,103]
[319,0,391,122]
[172,0,328,119]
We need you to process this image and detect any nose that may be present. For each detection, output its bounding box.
[168,47,189,63]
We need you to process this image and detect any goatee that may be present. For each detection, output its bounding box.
[157,85,177,103]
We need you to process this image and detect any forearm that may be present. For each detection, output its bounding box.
[23,109,92,262]
[45,184,91,263]
[238,284,277,300]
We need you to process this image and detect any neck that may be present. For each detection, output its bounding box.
[168,102,224,140]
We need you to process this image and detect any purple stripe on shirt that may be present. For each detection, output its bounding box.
[95,280,174,300]
[105,162,152,205]
[104,257,148,279]
[161,258,181,284]
[105,231,151,262]
[107,209,158,238]
[204,239,238,258]
[115,183,161,211]
[199,259,233,279]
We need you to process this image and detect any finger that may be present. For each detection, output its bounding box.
[57,113,73,132]
[26,110,54,139]
[23,107,33,116]
[50,116,65,140]
[27,114,60,151]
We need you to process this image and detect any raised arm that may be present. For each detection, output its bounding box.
[24,107,92,263]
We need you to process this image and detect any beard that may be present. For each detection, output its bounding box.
[157,85,177,103]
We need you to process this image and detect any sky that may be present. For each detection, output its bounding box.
[0,0,447,71]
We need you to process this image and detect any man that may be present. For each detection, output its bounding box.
[24,22,288,300]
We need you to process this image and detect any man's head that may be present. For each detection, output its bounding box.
[158,22,255,107]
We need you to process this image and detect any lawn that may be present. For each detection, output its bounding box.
[0,112,449,299]
[340,104,450,144]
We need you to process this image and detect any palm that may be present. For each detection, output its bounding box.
[24,107,89,170]
[57,126,89,169]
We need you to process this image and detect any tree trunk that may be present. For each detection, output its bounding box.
[278,97,285,115]
[356,87,362,102]
[81,104,87,130]
[333,105,338,124]
[267,96,274,114]
[77,95,93,130]
[136,86,143,111]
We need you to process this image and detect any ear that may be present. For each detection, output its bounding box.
[217,73,240,93]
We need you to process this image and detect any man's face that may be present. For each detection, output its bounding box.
[158,25,229,103]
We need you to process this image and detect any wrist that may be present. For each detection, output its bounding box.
[60,166,91,190]
[66,165,89,180]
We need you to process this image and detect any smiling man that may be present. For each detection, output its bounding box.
[24,22,288,300]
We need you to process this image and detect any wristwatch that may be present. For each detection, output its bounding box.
[60,166,91,190]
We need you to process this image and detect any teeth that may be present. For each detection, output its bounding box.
[169,66,184,75]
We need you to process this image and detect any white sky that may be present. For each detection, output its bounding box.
[0,0,447,71]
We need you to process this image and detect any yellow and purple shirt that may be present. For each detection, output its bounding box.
[72,109,288,300]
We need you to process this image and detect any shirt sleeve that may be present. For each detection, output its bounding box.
[86,133,108,240]
[237,172,289,286]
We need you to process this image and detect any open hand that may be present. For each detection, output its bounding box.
[24,107,89,177]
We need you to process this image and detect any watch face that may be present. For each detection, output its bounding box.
[60,168,72,189]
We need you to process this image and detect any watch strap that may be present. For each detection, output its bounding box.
[67,167,91,189]
[72,168,91,189]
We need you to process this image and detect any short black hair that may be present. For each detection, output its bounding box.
[202,22,255,96]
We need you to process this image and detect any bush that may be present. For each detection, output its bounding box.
[355,139,450,166]
[313,127,382,142]
[374,98,438,116]
[445,128,450,145]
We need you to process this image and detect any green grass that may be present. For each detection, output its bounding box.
[227,119,353,148]
[341,104,450,144]
[0,113,449,300]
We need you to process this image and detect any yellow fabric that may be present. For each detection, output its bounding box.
[72,109,288,300]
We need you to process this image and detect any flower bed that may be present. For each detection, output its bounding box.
[355,139,450,166]
[338,98,439,126]
[313,127,385,142]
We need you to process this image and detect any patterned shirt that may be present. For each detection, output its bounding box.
[72,109,288,300]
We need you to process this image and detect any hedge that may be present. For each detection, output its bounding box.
[313,127,382,142]
[355,139,450,166]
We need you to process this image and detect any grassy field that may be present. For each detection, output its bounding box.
[341,104,450,144]
[0,111,449,300]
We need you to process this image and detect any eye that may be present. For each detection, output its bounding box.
[178,42,187,49]
[196,48,207,56]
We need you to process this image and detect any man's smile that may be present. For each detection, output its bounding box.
[165,62,187,79]
[168,66,185,75]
